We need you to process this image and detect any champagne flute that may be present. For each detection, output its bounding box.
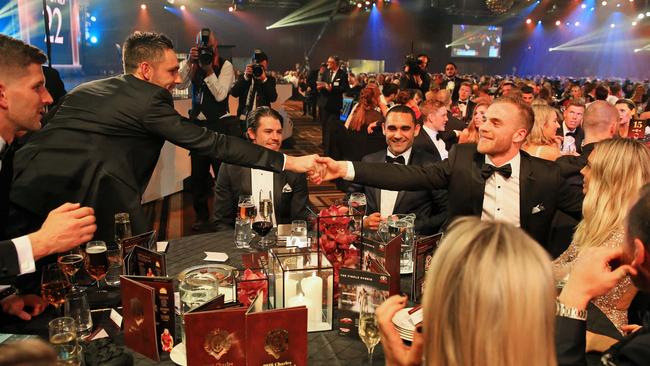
[57,247,85,292]
[358,293,382,365]
[41,264,72,315]
[85,241,109,290]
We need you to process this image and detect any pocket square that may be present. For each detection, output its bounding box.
[282,183,293,193]
[531,204,545,214]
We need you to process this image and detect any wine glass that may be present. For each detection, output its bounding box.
[348,193,367,234]
[253,190,274,247]
[358,292,382,365]
[238,195,256,220]
[49,317,81,365]
[85,241,109,290]
[41,264,72,314]
[57,247,85,292]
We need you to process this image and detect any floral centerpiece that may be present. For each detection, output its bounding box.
[235,267,268,307]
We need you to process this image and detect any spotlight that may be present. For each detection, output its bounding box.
[590,7,595,10]
[140,4,146,10]
[180,4,186,10]
[555,20,561,26]
[365,1,370,4]
[90,36,98,44]
[646,11,650,16]
[538,20,542,24]
[167,0,174,3]
[632,21,637,25]
[634,48,640,52]
[548,47,554,51]
[90,15,97,22]
[581,3,587,8]
[357,3,362,7]
[616,3,621,7]
[228,5,235,11]
[639,13,645,19]
[526,18,532,24]
[574,21,580,26]
[610,23,615,27]
[601,1,607,5]
[445,44,450,48]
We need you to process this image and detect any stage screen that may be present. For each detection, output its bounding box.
[450,24,502,58]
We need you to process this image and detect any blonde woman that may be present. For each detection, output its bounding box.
[458,102,488,144]
[377,217,557,366]
[553,139,650,349]
[523,104,562,161]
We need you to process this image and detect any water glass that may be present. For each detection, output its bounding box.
[49,317,81,365]
[235,217,252,249]
[289,220,308,248]
[64,291,93,339]
[105,247,123,287]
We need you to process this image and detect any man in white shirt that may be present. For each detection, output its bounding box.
[0,34,96,320]
[414,100,449,161]
[313,97,584,249]
[560,101,585,154]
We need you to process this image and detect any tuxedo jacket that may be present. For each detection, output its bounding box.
[0,146,14,239]
[213,163,309,227]
[0,240,20,284]
[350,149,448,235]
[322,69,349,114]
[9,74,285,242]
[452,99,476,124]
[351,144,583,248]
[558,125,585,154]
[413,132,444,162]
[442,77,466,103]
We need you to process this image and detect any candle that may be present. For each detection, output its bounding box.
[301,273,323,325]
[274,275,297,308]
[326,275,333,323]
[287,293,307,308]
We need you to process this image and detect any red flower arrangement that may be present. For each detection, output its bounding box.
[236,268,268,307]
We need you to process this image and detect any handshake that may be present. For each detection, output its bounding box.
[284,155,348,184]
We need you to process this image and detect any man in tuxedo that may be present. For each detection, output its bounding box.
[521,85,535,105]
[313,96,584,249]
[318,56,349,155]
[452,82,476,124]
[559,101,585,154]
[350,105,447,235]
[414,100,450,162]
[8,32,320,243]
[441,62,465,103]
[0,35,96,319]
[556,184,650,366]
[213,107,308,228]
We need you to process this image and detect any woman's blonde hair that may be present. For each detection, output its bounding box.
[574,139,650,250]
[423,217,557,366]
[527,104,560,146]
[465,103,490,143]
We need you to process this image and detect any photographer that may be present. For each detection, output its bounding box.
[399,53,431,96]
[177,28,236,231]
[231,50,277,130]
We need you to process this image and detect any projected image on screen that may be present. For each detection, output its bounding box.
[450,24,502,58]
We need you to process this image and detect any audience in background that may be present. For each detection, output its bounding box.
[523,104,562,161]
[615,98,636,138]
[458,102,489,144]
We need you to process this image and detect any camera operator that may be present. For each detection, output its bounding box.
[231,50,277,131]
[177,28,236,231]
[399,53,430,96]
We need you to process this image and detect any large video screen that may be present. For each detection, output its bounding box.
[450,24,502,58]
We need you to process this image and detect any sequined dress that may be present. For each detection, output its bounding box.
[552,227,637,334]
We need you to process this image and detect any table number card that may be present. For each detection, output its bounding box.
[411,233,442,302]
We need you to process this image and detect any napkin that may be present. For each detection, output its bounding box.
[204,252,229,262]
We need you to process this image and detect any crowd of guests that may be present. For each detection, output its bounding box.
[2,29,650,366]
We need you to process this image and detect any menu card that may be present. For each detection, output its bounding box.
[411,233,442,302]
[185,307,247,366]
[361,234,401,295]
[337,267,390,337]
[121,230,156,258]
[120,276,175,361]
[125,245,167,277]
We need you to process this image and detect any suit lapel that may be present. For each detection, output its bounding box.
[421,132,441,161]
[393,152,418,212]
[518,153,534,230]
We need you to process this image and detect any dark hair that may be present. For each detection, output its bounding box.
[394,89,417,105]
[628,184,650,248]
[385,105,417,125]
[615,98,636,111]
[595,85,609,101]
[566,99,586,110]
[521,85,534,94]
[382,83,399,97]
[122,31,174,73]
[0,34,47,78]
[246,106,283,136]
[610,83,621,95]
[445,62,457,69]
[417,54,429,65]
[493,96,534,132]
[328,56,340,66]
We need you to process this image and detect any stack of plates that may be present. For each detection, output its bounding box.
[392,307,416,342]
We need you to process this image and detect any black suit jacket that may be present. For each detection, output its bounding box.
[350,144,583,248]
[231,75,278,118]
[350,149,447,235]
[442,77,466,103]
[0,240,20,284]
[323,69,349,114]
[0,145,14,239]
[213,163,309,227]
[413,131,443,162]
[9,74,285,242]
[453,99,476,124]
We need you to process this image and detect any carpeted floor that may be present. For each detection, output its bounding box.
[142,100,346,240]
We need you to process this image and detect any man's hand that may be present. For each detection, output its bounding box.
[376,295,423,366]
[311,157,349,184]
[363,213,382,230]
[244,64,253,78]
[559,247,636,310]
[1,294,47,321]
[284,154,323,174]
[189,47,199,63]
[28,203,96,260]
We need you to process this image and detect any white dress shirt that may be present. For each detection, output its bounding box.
[251,168,277,226]
[380,148,412,217]
[176,59,235,120]
[561,122,577,153]
[422,125,448,160]
[457,99,469,118]
[481,153,521,227]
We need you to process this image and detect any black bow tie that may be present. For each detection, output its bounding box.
[0,144,13,161]
[458,100,467,105]
[386,155,405,165]
[565,131,576,138]
[481,163,512,179]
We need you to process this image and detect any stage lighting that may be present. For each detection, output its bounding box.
[590,7,595,10]
[549,48,554,51]
[638,13,645,19]
[180,5,186,10]
[581,3,587,8]
[555,20,561,26]
[140,4,146,10]
[90,36,98,44]
[616,3,621,7]
[357,3,362,7]
[601,1,607,6]
[90,16,96,22]
[575,21,580,26]
[634,48,640,52]
[445,44,450,48]
[229,5,235,12]
[167,0,174,3]
[538,20,542,24]
[610,23,615,27]
[365,1,370,4]
[632,21,637,26]
[526,18,532,24]
[646,11,650,16]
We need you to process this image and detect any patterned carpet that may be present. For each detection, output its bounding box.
[143,100,345,240]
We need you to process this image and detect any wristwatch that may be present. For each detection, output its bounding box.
[556,299,587,321]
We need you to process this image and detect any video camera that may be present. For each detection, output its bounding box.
[197,28,214,66]
[251,49,267,78]
[404,54,423,76]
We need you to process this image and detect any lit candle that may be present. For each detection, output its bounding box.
[287,293,307,308]
[274,275,297,308]
[326,275,333,324]
[301,273,323,325]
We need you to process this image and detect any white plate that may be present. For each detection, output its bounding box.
[392,307,416,332]
[170,342,186,366]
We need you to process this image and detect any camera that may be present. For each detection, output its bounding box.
[251,49,267,78]
[404,54,423,76]
[197,28,214,66]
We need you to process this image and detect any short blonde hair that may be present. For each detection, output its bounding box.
[423,217,557,366]
[527,105,560,146]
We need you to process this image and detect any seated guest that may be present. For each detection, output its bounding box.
[394,89,422,121]
[553,139,650,351]
[451,82,476,123]
[521,85,535,104]
[413,100,450,161]
[523,105,562,161]
[380,83,399,110]
[559,100,585,154]
[615,98,636,138]
[350,105,447,235]
[458,102,489,144]
[344,85,385,131]
[556,184,650,366]
[431,89,465,146]
[213,107,308,228]
[376,217,557,366]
